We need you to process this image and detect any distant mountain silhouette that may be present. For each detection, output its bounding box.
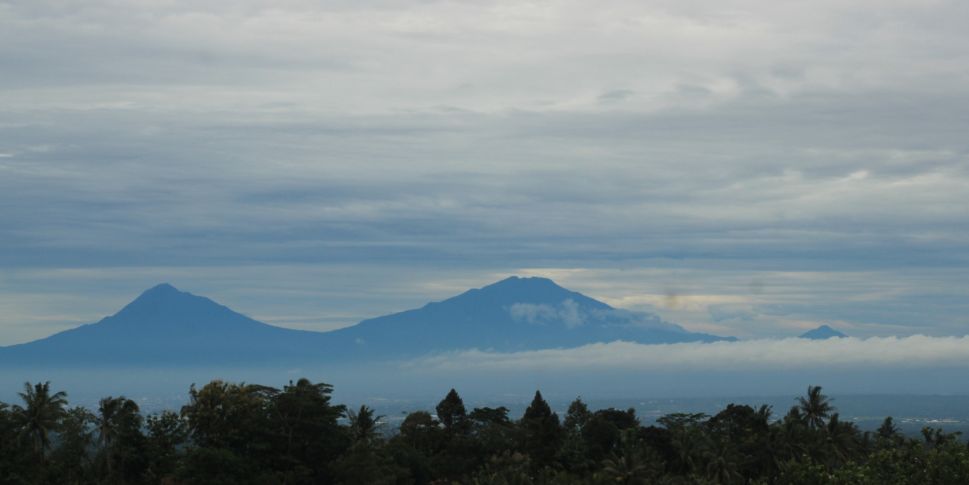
[323,277,731,359]
[0,283,330,366]
[0,277,734,366]
[799,325,848,340]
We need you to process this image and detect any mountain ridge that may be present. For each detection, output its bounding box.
[0,276,735,366]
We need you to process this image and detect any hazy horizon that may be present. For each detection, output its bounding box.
[0,0,967,426]
[4,3,969,483]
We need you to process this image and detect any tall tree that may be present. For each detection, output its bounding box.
[564,397,591,433]
[145,410,188,482]
[272,378,348,482]
[825,413,861,466]
[0,402,33,482]
[521,390,562,468]
[435,389,468,435]
[333,406,402,485]
[48,406,96,485]
[433,389,478,479]
[347,405,384,444]
[12,381,68,461]
[181,380,278,451]
[877,416,899,440]
[796,386,834,430]
[657,413,709,475]
[398,411,443,455]
[469,407,516,462]
[97,396,143,479]
[600,431,658,485]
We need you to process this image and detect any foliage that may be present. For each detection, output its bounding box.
[2,380,969,484]
[12,381,68,460]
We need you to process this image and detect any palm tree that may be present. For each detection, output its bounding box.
[756,404,773,424]
[347,405,384,444]
[824,413,860,466]
[796,386,833,430]
[97,396,141,477]
[601,452,651,485]
[704,439,742,484]
[600,431,654,484]
[13,381,69,460]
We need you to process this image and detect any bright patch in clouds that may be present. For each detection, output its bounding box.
[510,299,584,328]
[415,336,969,372]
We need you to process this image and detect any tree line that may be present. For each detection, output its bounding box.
[2,379,968,484]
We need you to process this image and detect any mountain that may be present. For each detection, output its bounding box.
[322,276,731,359]
[799,325,848,340]
[0,283,331,366]
[0,277,734,366]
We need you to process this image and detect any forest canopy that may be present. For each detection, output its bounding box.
[1,380,968,484]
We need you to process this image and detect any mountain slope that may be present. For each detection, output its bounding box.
[0,277,734,366]
[0,283,330,365]
[323,276,731,358]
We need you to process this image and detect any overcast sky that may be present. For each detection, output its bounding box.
[1,0,967,345]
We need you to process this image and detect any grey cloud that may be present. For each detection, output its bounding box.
[0,0,967,343]
[598,89,635,103]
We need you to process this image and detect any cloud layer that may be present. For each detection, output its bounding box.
[1,1,967,343]
[414,336,969,372]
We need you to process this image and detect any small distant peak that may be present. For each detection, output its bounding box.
[799,325,848,340]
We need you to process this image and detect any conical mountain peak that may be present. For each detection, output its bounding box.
[139,282,181,298]
[451,275,610,309]
[111,283,235,324]
[124,282,197,307]
[0,282,323,365]
[485,276,561,290]
[148,282,178,291]
[799,325,848,340]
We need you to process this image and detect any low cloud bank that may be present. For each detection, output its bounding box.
[412,336,969,372]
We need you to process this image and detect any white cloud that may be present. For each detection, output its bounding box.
[413,336,969,372]
[508,302,557,324]
[559,299,583,328]
[509,299,585,328]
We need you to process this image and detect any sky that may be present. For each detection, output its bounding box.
[1,0,968,346]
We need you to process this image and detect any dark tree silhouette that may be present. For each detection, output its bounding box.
[797,385,834,430]
[3,378,969,484]
[877,416,899,439]
[12,381,68,461]
[521,390,562,468]
[145,410,187,480]
[564,397,592,433]
[97,396,142,478]
[347,405,383,444]
[435,388,468,435]
[398,410,442,456]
